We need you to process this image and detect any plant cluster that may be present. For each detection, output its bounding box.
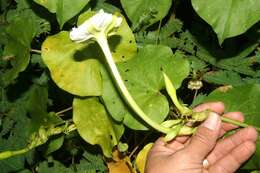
[0,0,260,172]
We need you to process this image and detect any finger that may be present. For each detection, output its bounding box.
[183,112,243,147]
[207,127,258,165]
[208,141,256,173]
[150,138,178,155]
[219,112,244,136]
[150,138,169,152]
[165,136,189,151]
[153,137,187,153]
[165,140,185,152]
[168,136,189,144]
[153,136,189,148]
[154,137,166,146]
[193,102,225,114]
[185,112,221,161]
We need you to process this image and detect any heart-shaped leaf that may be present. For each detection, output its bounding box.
[33,0,90,28]
[101,45,190,130]
[120,0,172,28]
[41,12,137,96]
[73,97,124,157]
[2,12,38,86]
[42,31,103,96]
[192,0,260,44]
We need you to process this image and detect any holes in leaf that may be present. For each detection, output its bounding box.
[125,69,130,72]
[2,130,11,139]
[160,67,164,71]
[26,112,32,119]
[193,46,198,56]
[43,47,49,52]
[47,162,54,167]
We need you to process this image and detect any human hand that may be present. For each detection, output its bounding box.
[145,102,258,173]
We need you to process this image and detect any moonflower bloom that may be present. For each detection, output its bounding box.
[70,9,122,43]
[69,9,172,135]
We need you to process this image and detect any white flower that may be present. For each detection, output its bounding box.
[70,9,122,43]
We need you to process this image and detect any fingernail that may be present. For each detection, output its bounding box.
[202,112,220,130]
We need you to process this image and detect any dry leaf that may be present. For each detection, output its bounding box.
[107,150,136,173]
[136,143,154,173]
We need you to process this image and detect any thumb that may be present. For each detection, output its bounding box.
[185,112,221,161]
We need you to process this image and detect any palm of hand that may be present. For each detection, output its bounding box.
[145,102,258,173]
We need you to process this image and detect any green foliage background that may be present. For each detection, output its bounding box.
[0,0,259,172]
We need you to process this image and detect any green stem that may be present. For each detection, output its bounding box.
[0,123,77,160]
[0,148,30,160]
[221,116,260,131]
[96,34,170,134]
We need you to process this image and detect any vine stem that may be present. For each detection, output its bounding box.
[30,49,42,54]
[96,34,170,134]
[221,116,260,131]
[56,107,73,116]
[0,148,29,160]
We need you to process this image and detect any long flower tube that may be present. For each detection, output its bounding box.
[70,10,171,134]
[70,10,260,136]
[96,35,171,133]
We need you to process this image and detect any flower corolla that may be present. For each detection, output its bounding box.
[70,9,122,43]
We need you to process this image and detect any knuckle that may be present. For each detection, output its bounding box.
[246,127,258,140]
[229,154,241,167]
[212,165,230,173]
[194,130,214,146]
[243,141,256,154]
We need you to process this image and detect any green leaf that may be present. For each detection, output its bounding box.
[203,84,260,127]
[202,84,260,169]
[7,0,51,36]
[101,46,190,130]
[17,170,31,173]
[0,101,34,171]
[33,0,90,28]
[45,135,64,156]
[76,151,107,173]
[73,97,124,157]
[41,31,102,96]
[203,70,244,86]
[0,0,10,11]
[38,153,107,173]
[1,13,37,86]
[135,17,183,46]
[92,0,121,13]
[42,12,137,96]
[0,0,50,87]
[37,160,74,173]
[120,0,172,28]
[192,0,260,44]
[0,81,62,172]
[251,171,260,173]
